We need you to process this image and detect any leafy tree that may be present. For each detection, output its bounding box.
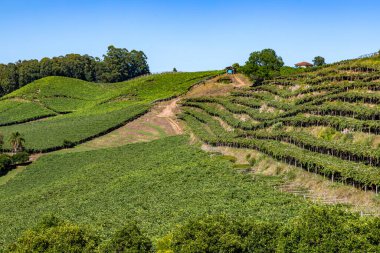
[9,132,25,153]
[232,63,241,72]
[100,46,149,83]
[0,46,150,96]
[7,215,99,253]
[277,206,380,252]
[100,221,153,252]
[313,56,326,66]
[17,59,41,87]
[242,49,284,84]
[157,214,279,253]
[173,67,178,72]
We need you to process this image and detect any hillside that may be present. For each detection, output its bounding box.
[0,72,218,152]
[0,135,307,248]
[2,57,380,250]
[181,55,380,194]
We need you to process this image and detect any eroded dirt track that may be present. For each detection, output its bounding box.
[73,74,250,151]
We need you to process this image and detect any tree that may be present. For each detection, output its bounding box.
[242,49,284,84]
[0,46,150,96]
[157,214,279,252]
[173,67,178,72]
[7,215,99,253]
[313,56,326,66]
[277,206,380,252]
[100,221,153,252]
[232,63,241,72]
[9,132,25,153]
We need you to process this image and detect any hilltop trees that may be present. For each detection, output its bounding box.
[313,56,326,66]
[0,46,150,96]
[100,46,149,82]
[241,49,284,84]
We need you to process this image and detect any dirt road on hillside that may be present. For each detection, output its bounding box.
[67,74,251,151]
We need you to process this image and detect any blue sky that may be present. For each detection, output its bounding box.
[1,0,379,72]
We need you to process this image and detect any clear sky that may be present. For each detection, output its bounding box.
[1,0,379,72]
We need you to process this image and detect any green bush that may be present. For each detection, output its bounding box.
[0,154,12,174]
[277,206,380,252]
[7,215,99,253]
[11,151,29,164]
[100,221,153,253]
[158,214,279,253]
[63,139,76,148]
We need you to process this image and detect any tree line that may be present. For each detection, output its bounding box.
[7,206,380,252]
[0,45,150,96]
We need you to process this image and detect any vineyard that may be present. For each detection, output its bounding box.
[0,71,218,152]
[0,136,307,249]
[180,55,380,193]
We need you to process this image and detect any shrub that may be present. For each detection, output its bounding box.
[277,206,380,252]
[158,214,279,253]
[0,154,12,175]
[7,215,99,253]
[63,139,76,148]
[100,221,153,253]
[11,151,29,164]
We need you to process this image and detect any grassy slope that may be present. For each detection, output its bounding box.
[0,72,218,151]
[0,136,307,249]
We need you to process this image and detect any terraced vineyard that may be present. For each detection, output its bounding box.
[0,71,218,152]
[180,56,380,193]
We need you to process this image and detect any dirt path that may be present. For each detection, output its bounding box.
[65,74,251,152]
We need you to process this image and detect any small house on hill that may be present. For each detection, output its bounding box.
[295,62,313,68]
[225,66,236,74]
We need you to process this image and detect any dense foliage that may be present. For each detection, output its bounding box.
[241,49,284,83]
[277,206,380,252]
[7,215,99,253]
[7,205,380,252]
[0,45,149,96]
[158,215,278,253]
[101,221,153,252]
[313,56,326,66]
[0,152,29,176]
[157,206,380,253]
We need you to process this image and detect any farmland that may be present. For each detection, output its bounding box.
[0,136,307,248]
[2,53,380,251]
[0,72,218,152]
[181,55,380,193]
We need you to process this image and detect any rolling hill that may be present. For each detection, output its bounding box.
[2,55,380,251]
[181,55,380,193]
[0,72,218,152]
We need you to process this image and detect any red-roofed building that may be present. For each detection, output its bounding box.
[295,62,313,68]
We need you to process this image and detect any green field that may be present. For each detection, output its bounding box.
[0,72,218,151]
[0,136,307,249]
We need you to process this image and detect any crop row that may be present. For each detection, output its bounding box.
[182,113,380,190]
[240,129,380,167]
[183,103,380,166]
